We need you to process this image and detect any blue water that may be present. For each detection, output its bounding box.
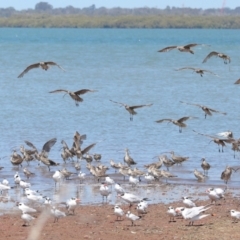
[0,29,240,210]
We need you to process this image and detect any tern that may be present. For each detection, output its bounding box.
[230,210,240,223]
[51,206,66,223]
[206,188,225,204]
[118,193,148,209]
[18,61,65,78]
[17,202,37,214]
[113,205,124,221]
[167,206,177,222]
[126,211,142,226]
[21,212,35,226]
[182,197,196,208]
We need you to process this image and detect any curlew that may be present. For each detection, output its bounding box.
[194,169,205,181]
[49,89,97,106]
[169,151,189,165]
[18,61,65,78]
[201,158,211,176]
[124,148,137,167]
[110,100,153,121]
[158,43,208,54]
[221,166,232,185]
[175,67,220,77]
[10,150,24,168]
[202,51,231,64]
[193,130,232,152]
[180,101,226,119]
[156,116,197,133]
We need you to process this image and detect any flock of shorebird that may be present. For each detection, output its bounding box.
[1,40,240,229]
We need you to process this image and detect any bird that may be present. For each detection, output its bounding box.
[192,130,232,152]
[202,51,231,64]
[206,188,225,204]
[144,173,155,183]
[109,100,153,121]
[201,158,211,176]
[167,206,177,222]
[175,67,220,77]
[230,210,240,223]
[65,197,80,215]
[180,101,226,119]
[21,212,35,226]
[234,79,240,84]
[217,131,233,138]
[19,180,31,189]
[156,116,197,133]
[158,43,207,54]
[93,153,102,161]
[23,168,34,179]
[18,61,65,78]
[118,193,148,209]
[182,197,196,208]
[136,201,148,215]
[193,169,205,181]
[114,183,125,194]
[110,160,121,172]
[78,171,86,184]
[113,205,124,221]
[126,211,142,226]
[17,202,37,214]
[169,151,189,165]
[99,183,111,203]
[52,170,63,188]
[159,170,177,183]
[10,150,24,167]
[49,89,97,106]
[51,206,66,223]
[105,176,115,187]
[221,166,233,185]
[124,148,137,167]
[129,175,139,187]
[61,168,76,180]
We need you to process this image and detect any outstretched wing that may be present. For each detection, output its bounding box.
[61,140,69,149]
[130,104,153,110]
[158,46,177,52]
[24,140,38,150]
[184,43,199,49]
[202,69,220,77]
[192,130,215,139]
[109,99,126,107]
[155,119,172,123]
[42,138,57,153]
[18,63,40,78]
[49,89,68,94]
[202,51,219,63]
[180,101,202,108]
[81,143,97,155]
[74,89,97,95]
[175,67,196,71]
[178,116,197,123]
[208,107,226,115]
[45,62,66,71]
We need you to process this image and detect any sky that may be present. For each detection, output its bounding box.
[1,0,239,11]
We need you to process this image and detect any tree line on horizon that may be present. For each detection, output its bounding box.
[0,2,240,28]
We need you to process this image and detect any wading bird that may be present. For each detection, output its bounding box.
[49,89,97,106]
[175,67,220,77]
[18,61,65,78]
[109,100,153,121]
[202,51,231,64]
[156,116,197,133]
[201,158,211,176]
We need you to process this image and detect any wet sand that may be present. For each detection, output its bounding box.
[0,186,240,240]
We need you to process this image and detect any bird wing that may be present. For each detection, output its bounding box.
[18,63,41,78]
[184,43,199,49]
[192,130,215,139]
[130,104,153,110]
[180,101,202,108]
[155,119,172,123]
[202,51,219,63]
[49,89,68,94]
[74,89,97,95]
[158,46,177,52]
[234,79,240,84]
[202,69,220,77]
[175,67,196,71]
[45,62,66,71]
[109,100,126,107]
[61,140,69,149]
[81,143,97,155]
[24,140,37,150]
[42,138,57,153]
[178,116,197,123]
[207,107,226,115]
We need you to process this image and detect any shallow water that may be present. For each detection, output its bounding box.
[0,28,240,212]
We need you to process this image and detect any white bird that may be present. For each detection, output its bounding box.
[105,176,115,186]
[44,197,52,207]
[167,206,177,222]
[182,197,196,208]
[113,205,124,221]
[177,206,211,226]
[19,180,31,189]
[0,183,11,193]
[24,188,40,196]
[230,210,240,223]
[78,171,86,184]
[144,173,155,183]
[136,202,147,215]
[21,212,35,226]
[217,131,233,138]
[114,183,125,194]
[51,206,66,223]
[118,193,148,208]
[129,175,139,187]
[126,211,141,226]
[206,188,225,204]
[26,193,44,202]
[99,183,111,202]
[14,173,21,185]
[66,197,80,215]
[52,170,63,187]
[2,179,9,186]
[17,202,37,213]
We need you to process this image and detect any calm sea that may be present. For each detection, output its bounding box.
[0,29,240,208]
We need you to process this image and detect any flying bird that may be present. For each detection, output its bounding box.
[156,116,197,133]
[202,51,231,64]
[234,79,240,84]
[109,100,153,121]
[175,67,220,77]
[18,61,65,78]
[158,43,208,54]
[180,101,226,119]
[49,89,97,106]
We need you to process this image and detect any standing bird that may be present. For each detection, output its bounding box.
[65,197,80,215]
[221,166,233,185]
[10,150,24,168]
[175,67,220,77]
[169,151,189,165]
[201,158,211,176]
[180,101,226,119]
[124,148,137,167]
[18,61,65,78]
[126,211,141,226]
[156,116,197,133]
[230,210,240,223]
[110,100,153,121]
[167,206,177,222]
[202,51,231,64]
[49,89,97,106]
[17,203,37,214]
[182,197,196,208]
[99,183,111,203]
[51,206,66,223]
[158,43,207,54]
[113,205,124,221]
[194,169,205,181]
[23,168,34,179]
[206,188,225,204]
[118,193,148,209]
[21,212,35,226]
